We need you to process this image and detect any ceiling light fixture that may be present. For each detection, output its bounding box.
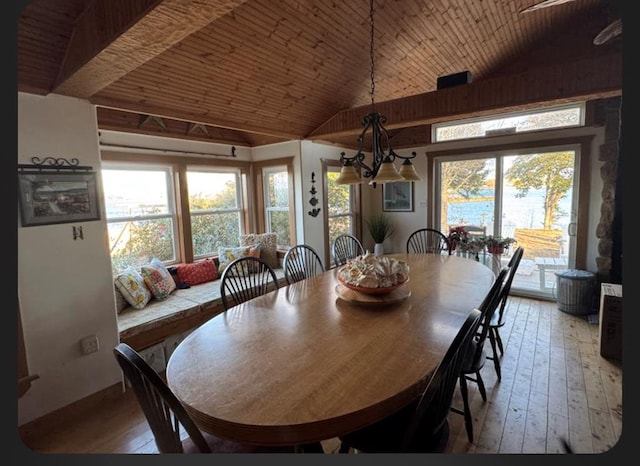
[335,0,421,187]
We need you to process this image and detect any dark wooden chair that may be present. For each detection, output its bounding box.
[338,308,483,453]
[220,256,279,310]
[406,228,451,254]
[282,244,325,285]
[112,343,292,453]
[283,244,325,285]
[450,266,509,443]
[331,234,364,267]
[486,246,525,380]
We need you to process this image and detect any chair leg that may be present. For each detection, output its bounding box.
[494,327,504,356]
[474,370,487,401]
[488,329,502,381]
[459,375,474,443]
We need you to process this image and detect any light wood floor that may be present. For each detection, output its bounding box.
[19,296,622,455]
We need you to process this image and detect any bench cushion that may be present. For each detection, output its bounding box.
[118,268,287,346]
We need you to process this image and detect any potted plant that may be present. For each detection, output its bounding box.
[366,213,394,255]
[448,226,468,252]
[485,236,516,254]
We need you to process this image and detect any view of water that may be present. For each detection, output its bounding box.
[446,187,573,239]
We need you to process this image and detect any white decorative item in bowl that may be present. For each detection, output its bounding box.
[336,252,409,295]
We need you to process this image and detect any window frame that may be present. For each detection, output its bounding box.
[251,157,296,249]
[101,151,251,270]
[186,165,246,260]
[101,161,180,270]
[322,159,361,267]
[431,102,586,143]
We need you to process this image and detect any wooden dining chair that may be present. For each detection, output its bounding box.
[220,256,279,310]
[486,246,525,380]
[450,266,510,443]
[331,234,364,267]
[112,343,292,453]
[406,228,451,255]
[283,244,325,285]
[338,308,483,453]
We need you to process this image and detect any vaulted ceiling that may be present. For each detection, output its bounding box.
[18,0,623,150]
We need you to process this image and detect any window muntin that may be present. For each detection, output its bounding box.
[102,165,178,274]
[262,165,291,247]
[187,169,244,258]
[432,103,585,143]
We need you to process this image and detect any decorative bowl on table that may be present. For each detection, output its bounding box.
[336,252,409,295]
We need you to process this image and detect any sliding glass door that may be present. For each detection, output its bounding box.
[435,146,579,300]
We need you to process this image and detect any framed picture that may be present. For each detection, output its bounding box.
[382,181,413,212]
[18,171,101,227]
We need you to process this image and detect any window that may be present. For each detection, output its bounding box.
[432,142,584,301]
[432,103,585,143]
[262,165,292,247]
[252,158,295,248]
[102,157,250,274]
[323,160,360,265]
[187,168,244,258]
[102,164,178,274]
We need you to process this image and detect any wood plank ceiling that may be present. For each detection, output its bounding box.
[17,0,623,150]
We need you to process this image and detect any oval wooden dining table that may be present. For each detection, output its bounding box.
[166,253,495,447]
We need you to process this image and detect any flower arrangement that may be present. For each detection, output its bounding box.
[448,226,467,251]
[484,236,516,254]
[448,226,484,253]
[448,227,516,255]
[337,252,409,289]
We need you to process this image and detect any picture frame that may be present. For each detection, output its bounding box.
[18,171,101,227]
[382,181,413,212]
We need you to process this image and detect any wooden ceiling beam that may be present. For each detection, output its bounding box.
[54,0,250,98]
[309,52,623,140]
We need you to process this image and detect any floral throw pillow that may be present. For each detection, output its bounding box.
[217,246,250,274]
[240,233,278,269]
[140,258,177,300]
[114,267,152,310]
[176,259,218,286]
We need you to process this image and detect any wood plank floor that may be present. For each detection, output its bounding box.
[19,296,622,455]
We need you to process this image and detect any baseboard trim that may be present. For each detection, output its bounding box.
[19,382,124,443]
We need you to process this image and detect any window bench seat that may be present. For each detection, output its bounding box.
[118,267,287,354]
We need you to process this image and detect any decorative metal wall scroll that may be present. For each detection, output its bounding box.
[308,171,321,217]
[18,157,101,227]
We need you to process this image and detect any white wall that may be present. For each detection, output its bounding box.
[99,130,252,161]
[18,93,121,425]
[360,147,430,254]
[298,141,343,266]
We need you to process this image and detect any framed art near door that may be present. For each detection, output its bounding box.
[18,171,101,227]
[383,181,413,212]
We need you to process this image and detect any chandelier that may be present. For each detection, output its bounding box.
[335,0,421,186]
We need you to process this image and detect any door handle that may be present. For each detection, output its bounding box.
[567,222,576,236]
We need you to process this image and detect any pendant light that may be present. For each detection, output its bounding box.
[335,0,421,186]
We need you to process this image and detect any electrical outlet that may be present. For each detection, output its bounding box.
[80,334,100,355]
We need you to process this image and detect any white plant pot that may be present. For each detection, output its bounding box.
[374,243,384,256]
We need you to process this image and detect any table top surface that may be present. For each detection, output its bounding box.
[166,253,495,446]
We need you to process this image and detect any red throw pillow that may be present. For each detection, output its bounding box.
[176,259,218,286]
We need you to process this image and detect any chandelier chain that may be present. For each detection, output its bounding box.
[369,0,375,112]
[335,0,420,186]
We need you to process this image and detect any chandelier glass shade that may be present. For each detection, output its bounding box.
[335,0,422,186]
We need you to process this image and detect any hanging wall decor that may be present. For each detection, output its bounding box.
[18,157,101,227]
[308,172,321,217]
